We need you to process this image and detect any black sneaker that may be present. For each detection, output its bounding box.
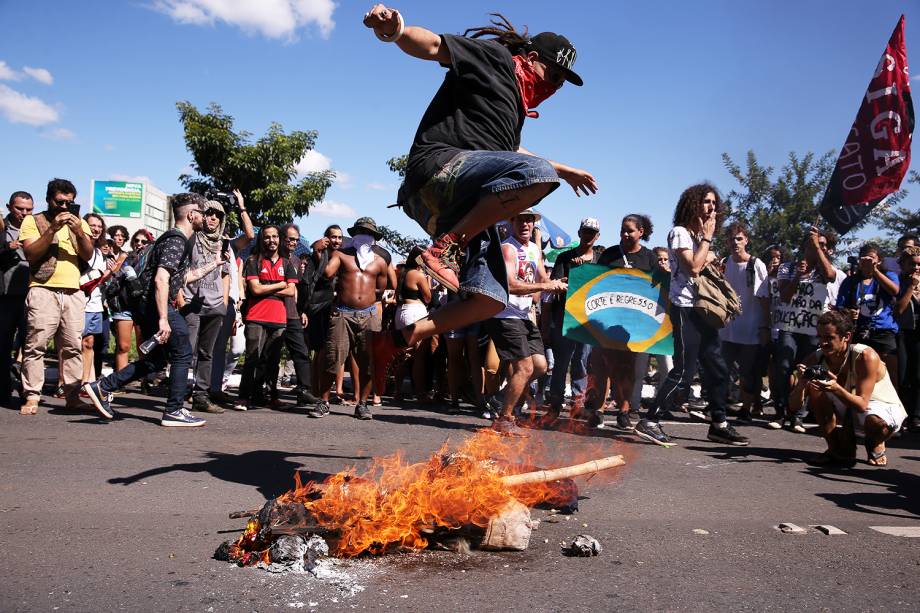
[192,395,224,414]
[790,417,806,434]
[635,419,672,446]
[588,410,605,429]
[736,409,753,424]
[707,423,749,446]
[83,381,115,419]
[308,400,330,418]
[297,389,320,405]
[615,411,633,431]
[447,400,462,416]
[908,416,920,433]
[160,408,206,427]
[354,403,372,420]
[767,415,787,430]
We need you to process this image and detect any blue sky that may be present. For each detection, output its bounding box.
[1,1,916,252]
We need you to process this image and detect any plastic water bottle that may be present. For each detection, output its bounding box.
[138,332,163,356]
[122,265,137,281]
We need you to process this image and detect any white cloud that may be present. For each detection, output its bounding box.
[912,74,920,82]
[0,84,59,126]
[154,0,336,40]
[22,66,53,85]
[366,181,393,191]
[110,174,153,184]
[41,127,75,141]
[0,61,20,81]
[311,200,356,218]
[334,170,353,189]
[295,149,332,174]
[103,144,116,151]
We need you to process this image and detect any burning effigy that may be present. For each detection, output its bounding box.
[217,431,624,568]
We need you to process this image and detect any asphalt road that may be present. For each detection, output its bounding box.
[1,390,919,612]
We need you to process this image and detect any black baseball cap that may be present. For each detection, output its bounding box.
[527,32,583,86]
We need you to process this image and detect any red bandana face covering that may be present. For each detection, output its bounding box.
[513,55,557,118]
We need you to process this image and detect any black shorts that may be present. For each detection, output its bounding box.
[485,317,544,362]
[860,328,897,356]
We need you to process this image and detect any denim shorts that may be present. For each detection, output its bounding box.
[111,310,133,322]
[397,150,560,306]
[83,311,103,336]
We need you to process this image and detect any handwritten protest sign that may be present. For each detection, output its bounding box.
[774,278,829,335]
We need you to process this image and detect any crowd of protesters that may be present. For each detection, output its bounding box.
[1,8,916,466]
[2,179,916,468]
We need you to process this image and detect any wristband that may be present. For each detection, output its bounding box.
[375,10,405,42]
[700,238,711,244]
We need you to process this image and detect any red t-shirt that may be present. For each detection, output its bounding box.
[243,255,298,327]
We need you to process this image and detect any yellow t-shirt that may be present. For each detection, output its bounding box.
[19,214,93,289]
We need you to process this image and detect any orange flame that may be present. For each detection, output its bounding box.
[231,429,630,560]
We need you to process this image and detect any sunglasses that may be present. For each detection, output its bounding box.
[285,236,300,242]
[53,198,75,206]
[205,209,225,218]
[133,238,149,245]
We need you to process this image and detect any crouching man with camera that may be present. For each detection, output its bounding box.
[789,310,907,466]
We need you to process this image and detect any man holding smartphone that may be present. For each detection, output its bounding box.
[18,178,95,415]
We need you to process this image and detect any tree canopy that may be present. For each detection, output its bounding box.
[720,150,904,260]
[176,101,332,225]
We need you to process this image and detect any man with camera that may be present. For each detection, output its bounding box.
[83,193,226,427]
[18,179,95,415]
[0,191,35,406]
[789,310,907,466]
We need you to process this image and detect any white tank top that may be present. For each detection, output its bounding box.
[817,343,903,407]
[495,236,541,320]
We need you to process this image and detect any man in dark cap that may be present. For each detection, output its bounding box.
[309,217,388,420]
[363,5,597,350]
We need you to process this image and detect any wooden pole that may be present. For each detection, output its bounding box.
[499,455,625,487]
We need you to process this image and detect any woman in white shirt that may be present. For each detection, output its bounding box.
[635,183,749,447]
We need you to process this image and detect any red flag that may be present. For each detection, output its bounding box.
[820,15,914,234]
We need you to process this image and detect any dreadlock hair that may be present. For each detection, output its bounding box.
[672,182,725,233]
[464,13,530,55]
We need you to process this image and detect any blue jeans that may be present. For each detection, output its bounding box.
[398,150,561,306]
[774,331,818,418]
[548,326,590,408]
[647,305,729,424]
[98,305,192,414]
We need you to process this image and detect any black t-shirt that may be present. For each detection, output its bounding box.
[597,244,655,273]
[405,34,524,191]
[140,228,193,305]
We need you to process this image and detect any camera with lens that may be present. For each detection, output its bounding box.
[204,187,238,209]
[803,364,830,381]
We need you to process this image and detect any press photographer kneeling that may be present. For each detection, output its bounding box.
[789,310,907,466]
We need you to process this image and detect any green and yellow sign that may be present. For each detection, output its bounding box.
[92,180,144,218]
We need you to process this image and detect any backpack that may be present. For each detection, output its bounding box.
[693,263,742,329]
[112,229,186,316]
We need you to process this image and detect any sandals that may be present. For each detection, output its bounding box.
[867,448,888,467]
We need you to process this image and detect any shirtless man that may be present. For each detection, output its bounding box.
[790,310,908,466]
[309,217,388,420]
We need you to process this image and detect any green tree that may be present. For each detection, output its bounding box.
[879,169,920,237]
[176,101,333,225]
[720,150,895,260]
[376,153,427,257]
